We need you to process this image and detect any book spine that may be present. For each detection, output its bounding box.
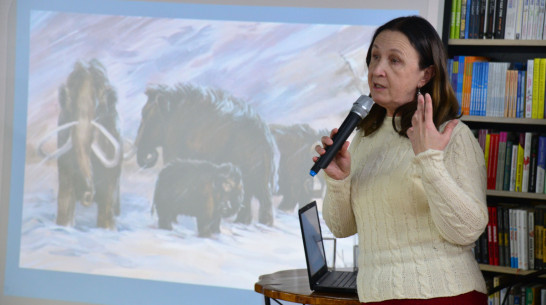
[515,133,525,192]
[496,131,508,190]
[504,137,514,190]
[451,0,459,38]
[504,206,511,266]
[515,0,525,39]
[510,143,519,191]
[537,136,546,194]
[538,58,545,119]
[495,0,508,38]
[526,59,534,118]
[522,132,532,192]
[529,133,539,193]
[505,0,518,39]
[487,0,498,37]
[498,206,505,266]
[529,210,535,270]
[488,133,500,189]
[533,58,540,118]
[535,135,546,194]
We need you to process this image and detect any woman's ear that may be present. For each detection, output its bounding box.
[418,65,435,87]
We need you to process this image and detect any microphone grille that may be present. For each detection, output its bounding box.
[351,95,374,118]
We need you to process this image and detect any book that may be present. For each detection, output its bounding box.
[486,0,498,38]
[495,0,509,38]
[488,206,497,265]
[455,0,463,39]
[505,0,519,39]
[504,133,515,190]
[533,58,541,118]
[534,206,544,269]
[529,133,539,193]
[516,133,525,192]
[522,0,530,39]
[537,135,546,194]
[528,210,535,270]
[537,0,545,39]
[460,0,469,38]
[526,58,534,118]
[496,131,508,190]
[538,58,545,119]
[451,0,460,39]
[516,209,529,270]
[462,56,488,115]
[515,0,525,39]
[522,132,532,192]
[479,0,489,38]
[497,206,506,266]
[510,208,517,267]
[517,69,525,118]
[488,132,500,189]
[510,143,519,191]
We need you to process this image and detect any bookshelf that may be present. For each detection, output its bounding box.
[442,0,546,299]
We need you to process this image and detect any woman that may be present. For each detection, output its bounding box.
[314,16,488,304]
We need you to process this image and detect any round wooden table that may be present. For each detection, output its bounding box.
[254,269,361,305]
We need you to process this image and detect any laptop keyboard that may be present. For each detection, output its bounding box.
[333,272,356,288]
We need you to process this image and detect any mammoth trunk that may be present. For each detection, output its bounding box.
[135,125,159,168]
[73,119,95,207]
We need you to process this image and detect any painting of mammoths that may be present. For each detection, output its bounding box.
[40,59,123,229]
[270,123,325,212]
[135,83,278,226]
[153,159,244,237]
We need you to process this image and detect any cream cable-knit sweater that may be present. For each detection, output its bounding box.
[322,116,488,302]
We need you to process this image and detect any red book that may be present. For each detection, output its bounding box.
[488,133,500,190]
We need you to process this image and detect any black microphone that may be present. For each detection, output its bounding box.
[310,95,374,177]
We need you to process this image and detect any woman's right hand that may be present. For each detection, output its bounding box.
[313,128,351,180]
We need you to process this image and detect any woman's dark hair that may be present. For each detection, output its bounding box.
[358,15,460,137]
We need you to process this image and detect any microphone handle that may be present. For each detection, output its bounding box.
[310,111,362,177]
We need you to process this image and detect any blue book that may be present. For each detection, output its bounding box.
[465,0,472,39]
[456,56,466,112]
[518,70,525,118]
[480,62,489,116]
[470,62,480,115]
[537,135,546,194]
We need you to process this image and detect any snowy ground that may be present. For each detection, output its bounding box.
[20,163,357,293]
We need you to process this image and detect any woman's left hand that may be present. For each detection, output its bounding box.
[407,93,459,155]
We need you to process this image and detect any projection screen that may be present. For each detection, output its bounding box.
[0,0,444,304]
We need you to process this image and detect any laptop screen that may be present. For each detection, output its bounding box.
[299,202,328,277]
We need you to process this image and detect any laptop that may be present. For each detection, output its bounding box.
[298,201,357,293]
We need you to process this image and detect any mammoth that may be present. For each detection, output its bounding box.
[135,83,278,226]
[39,59,123,229]
[270,124,326,212]
[153,159,244,237]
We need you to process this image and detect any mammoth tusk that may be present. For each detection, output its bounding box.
[37,121,78,160]
[91,120,122,168]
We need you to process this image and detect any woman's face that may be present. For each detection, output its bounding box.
[367,30,428,116]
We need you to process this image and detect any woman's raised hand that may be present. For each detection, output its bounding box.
[407,93,458,155]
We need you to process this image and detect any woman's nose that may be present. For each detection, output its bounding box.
[370,60,386,77]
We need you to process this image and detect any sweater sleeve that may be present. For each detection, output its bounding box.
[321,132,362,238]
[413,123,488,246]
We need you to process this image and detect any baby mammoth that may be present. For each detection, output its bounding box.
[153,159,244,237]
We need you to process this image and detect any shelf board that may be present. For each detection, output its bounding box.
[449,39,546,47]
[461,116,546,125]
[486,190,546,200]
[479,264,536,275]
